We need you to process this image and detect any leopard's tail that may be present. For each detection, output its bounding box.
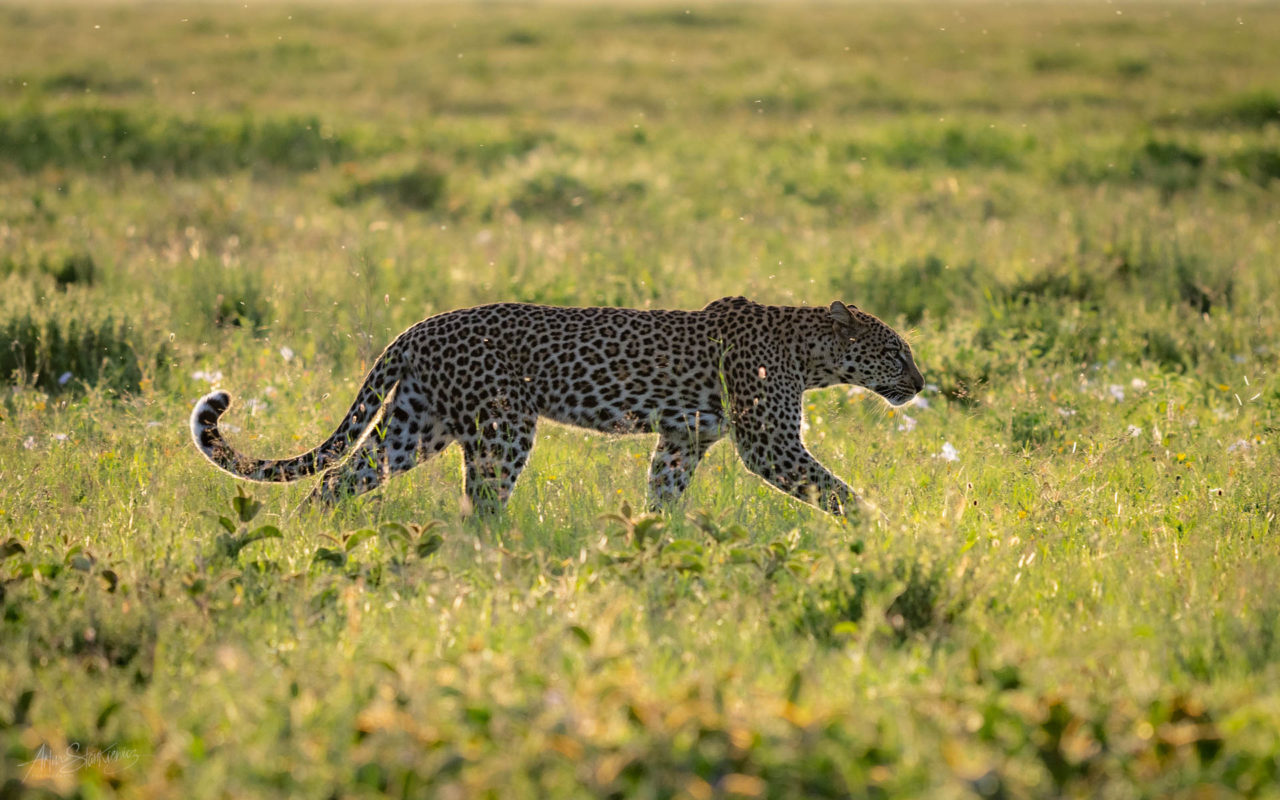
[190,345,403,483]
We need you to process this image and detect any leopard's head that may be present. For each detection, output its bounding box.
[823,301,924,406]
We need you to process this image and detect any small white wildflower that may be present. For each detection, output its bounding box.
[223,424,241,434]
[924,383,939,393]
[897,414,917,432]
[51,433,68,442]
[263,385,277,397]
[57,371,73,386]
[1227,439,1251,453]
[1057,407,1077,418]
[22,436,36,450]
[191,370,224,384]
[1130,378,1147,390]
[911,395,931,410]
[280,346,295,362]
[1127,425,1142,438]
[936,441,959,462]
[245,398,267,415]
[1108,384,1125,402]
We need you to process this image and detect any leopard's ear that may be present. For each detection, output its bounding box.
[829,301,867,334]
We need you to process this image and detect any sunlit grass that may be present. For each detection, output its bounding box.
[1,1,1279,797]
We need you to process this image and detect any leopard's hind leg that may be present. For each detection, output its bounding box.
[308,387,453,505]
[456,388,538,516]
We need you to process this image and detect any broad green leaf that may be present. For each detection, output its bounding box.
[568,624,592,646]
[98,569,119,592]
[416,533,444,558]
[344,528,377,552]
[232,489,262,523]
[244,525,282,544]
[378,522,412,542]
[313,547,347,567]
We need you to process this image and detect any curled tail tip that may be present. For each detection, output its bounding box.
[191,390,232,453]
[195,389,231,417]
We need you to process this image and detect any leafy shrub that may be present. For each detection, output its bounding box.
[451,128,552,169]
[1141,328,1196,372]
[1011,408,1061,449]
[0,107,353,174]
[1128,139,1206,195]
[1198,89,1280,128]
[508,172,644,219]
[511,172,596,218]
[205,271,271,334]
[0,312,166,395]
[501,28,542,46]
[1111,239,1233,314]
[1226,145,1280,186]
[338,164,446,211]
[628,9,740,28]
[0,251,97,289]
[1006,263,1103,307]
[1030,49,1087,73]
[38,69,145,95]
[1064,137,1277,192]
[877,125,1031,170]
[1115,57,1151,78]
[838,255,987,325]
[797,552,967,645]
[165,259,272,336]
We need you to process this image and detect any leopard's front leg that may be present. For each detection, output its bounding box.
[646,430,719,512]
[734,439,857,516]
[725,367,860,518]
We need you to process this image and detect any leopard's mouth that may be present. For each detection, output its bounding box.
[875,383,919,407]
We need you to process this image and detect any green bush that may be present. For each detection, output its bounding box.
[507,172,644,219]
[797,551,968,646]
[0,312,165,395]
[1198,89,1280,128]
[0,107,353,174]
[510,172,597,218]
[0,251,97,289]
[1011,408,1061,449]
[1226,145,1280,186]
[338,164,447,210]
[1128,138,1206,195]
[838,255,987,325]
[876,125,1031,170]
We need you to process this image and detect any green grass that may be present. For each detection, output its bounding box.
[2,2,1279,797]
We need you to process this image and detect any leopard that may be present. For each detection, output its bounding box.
[190,296,924,516]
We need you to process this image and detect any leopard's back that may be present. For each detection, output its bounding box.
[398,303,727,436]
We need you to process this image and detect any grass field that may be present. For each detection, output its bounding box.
[2,2,1279,797]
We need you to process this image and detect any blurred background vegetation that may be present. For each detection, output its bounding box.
[0,3,1278,797]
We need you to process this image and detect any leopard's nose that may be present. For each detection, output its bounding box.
[909,368,925,394]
